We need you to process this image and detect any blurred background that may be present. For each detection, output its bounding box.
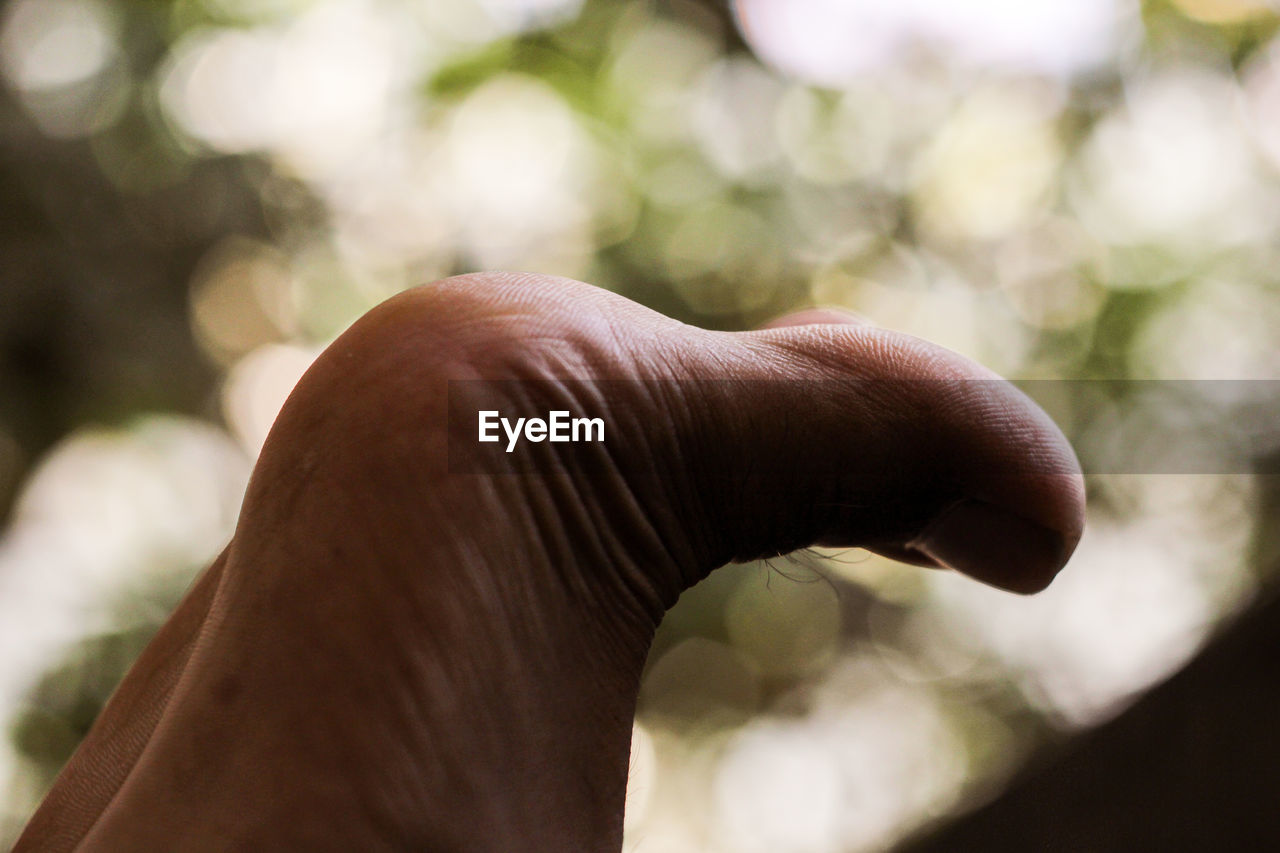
[2,0,1280,849]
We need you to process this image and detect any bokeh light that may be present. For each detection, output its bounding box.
[0,0,127,137]
[0,418,249,826]
[734,0,1131,84]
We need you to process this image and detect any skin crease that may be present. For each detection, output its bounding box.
[14,273,1085,852]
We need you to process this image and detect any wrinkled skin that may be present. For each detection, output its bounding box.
[15,274,1084,851]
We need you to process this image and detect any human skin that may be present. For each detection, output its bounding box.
[14,272,1084,851]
